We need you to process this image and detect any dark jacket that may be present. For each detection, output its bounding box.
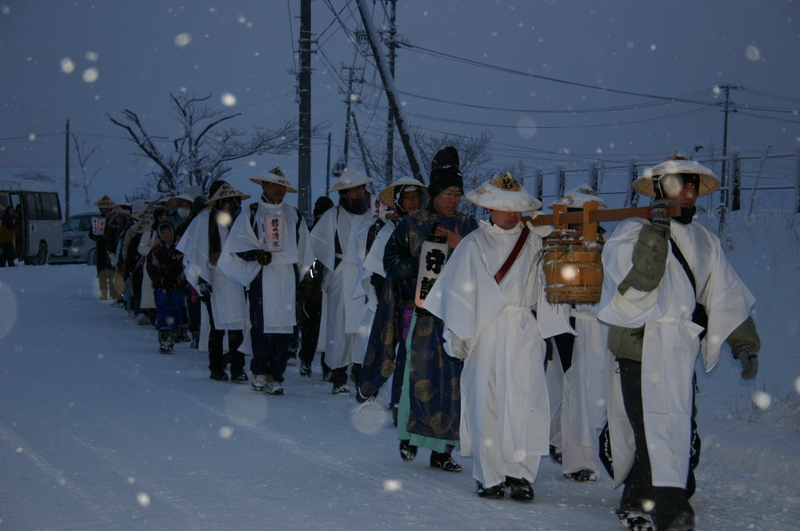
[146,242,186,292]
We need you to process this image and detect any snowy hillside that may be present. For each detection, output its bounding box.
[0,209,798,530]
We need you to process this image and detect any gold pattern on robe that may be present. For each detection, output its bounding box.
[414,379,435,402]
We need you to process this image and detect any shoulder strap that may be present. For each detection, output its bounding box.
[494,227,529,284]
[668,238,696,297]
[249,203,259,234]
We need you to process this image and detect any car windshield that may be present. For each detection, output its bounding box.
[64,215,92,231]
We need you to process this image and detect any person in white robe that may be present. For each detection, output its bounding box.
[177,181,251,383]
[596,155,761,531]
[218,168,313,396]
[310,168,374,395]
[424,172,554,501]
[544,185,610,483]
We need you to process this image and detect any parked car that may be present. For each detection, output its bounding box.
[49,211,97,265]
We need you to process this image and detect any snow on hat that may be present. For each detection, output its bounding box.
[428,146,463,199]
[328,167,374,192]
[634,155,719,198]
[250,167,299,193]
[94,195,117,209]
[466,172,541,212]
[206,183,251,205]
[549,183,609,210]
[377,176,428,209]
[105,207,131,221]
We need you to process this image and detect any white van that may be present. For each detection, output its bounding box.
[0,180,62,265]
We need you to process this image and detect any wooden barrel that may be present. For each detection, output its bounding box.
[542,230,603,304]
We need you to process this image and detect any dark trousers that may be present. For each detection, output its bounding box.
[618,359,694,530]
[0,242,15,266]
[249,271,291,382]
[297,294,322,367]
[154,289,185,332]
[204,298,244,374]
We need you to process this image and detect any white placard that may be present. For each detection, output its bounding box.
[414,238,450,308]
[92,216,106,236]
[258,214,285,252]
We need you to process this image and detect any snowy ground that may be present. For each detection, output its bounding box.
[0,210,799,530]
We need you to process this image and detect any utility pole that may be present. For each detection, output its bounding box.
[384,0,397,182]
[355,0,424,183]
[340,64,363,165]
[351,112,372,179]
[297,0,313,218]
[65,120,70,219]
[719,83,741,209]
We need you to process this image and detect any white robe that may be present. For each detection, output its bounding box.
[597,217,755,488]
[137,229,158,310]
[550,303,609,475]
[218,201,313,334]
[177,209,247,331]
[311,205,373,369]
[425,221,552,488]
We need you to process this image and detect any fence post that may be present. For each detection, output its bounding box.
[588,160,598,192]
[556,165,566,200]
[731,148,741,211]
[626,158,638,207]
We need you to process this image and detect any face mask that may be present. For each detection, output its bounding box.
[177,207,191,219]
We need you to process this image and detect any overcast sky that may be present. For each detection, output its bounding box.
[1,0,798,205]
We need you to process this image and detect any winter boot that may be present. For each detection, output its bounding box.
[190,331,200,349]
[251,374,268,392]
[299,362,312,377]
[430,451,462,472]
[349,363,362,386]
[476,481,505,499]
[265,381,285,395]
[332,383,351,395]
[230,370,249,383]
[549,444,563,465]
[564,469,598,483]
[505,476,534,501]
[209,370,229,381]
[158,329,172,354]
[99,288,108,300]
[399,440,417,462]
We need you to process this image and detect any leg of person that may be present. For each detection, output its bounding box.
[154,289,171,354]
[262,333,290,395]
[248,274,269,392]
[205,299,228,381]
[227,330,247,382]
[297,296,321,377]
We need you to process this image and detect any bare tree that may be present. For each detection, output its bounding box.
[109,92,302,195]
[71,134,101,207]
[358,129,494,192]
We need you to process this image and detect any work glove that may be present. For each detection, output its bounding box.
[734,345,759,380]
[256,250,272,266]
[108,253,118,268]
[650,198,675,229]
[197,279,212,300]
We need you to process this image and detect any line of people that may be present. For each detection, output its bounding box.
[88,148,760,531]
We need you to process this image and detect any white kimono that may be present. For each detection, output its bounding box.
[177,209,248,331]
[425,221,553,488]
[311,204,373,370]
[597,217,755,489]
[548,303,609,475]
[218,201,313,334]
[137,229,159,310]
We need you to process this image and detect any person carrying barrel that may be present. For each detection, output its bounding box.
[596,153,761,531]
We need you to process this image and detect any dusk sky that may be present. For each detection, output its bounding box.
[1,0,798,206]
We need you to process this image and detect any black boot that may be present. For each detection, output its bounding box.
[505,476,534,501]
[430,451,462,472]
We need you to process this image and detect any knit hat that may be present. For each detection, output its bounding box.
[313,196,334,218]
[205,183,250,205]
[428,146,463,199]
[249,167,299,193]
[328,167,373,192]
[466,172,541,212]
[634,156,719,198]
